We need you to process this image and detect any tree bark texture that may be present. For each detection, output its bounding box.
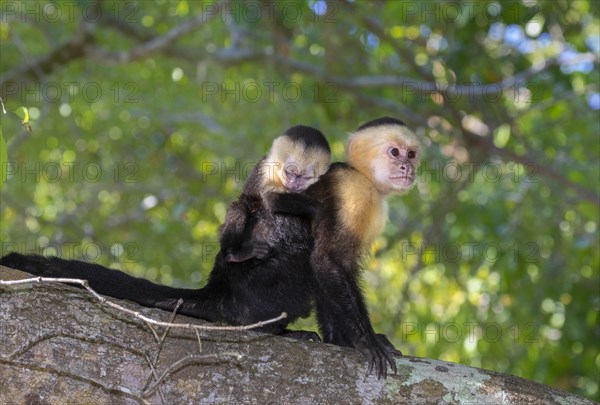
[0,266,594,405]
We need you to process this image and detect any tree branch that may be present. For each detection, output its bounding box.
[87,2,223,64]
[0,29,94,100]
[0,265,593,404]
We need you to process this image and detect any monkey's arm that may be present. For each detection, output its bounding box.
[217,200,249,248]
[312,252,397,378]
[230,192,318,262]
[265,192,318,220]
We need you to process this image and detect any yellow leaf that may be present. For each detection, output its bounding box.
[15,106,29,124]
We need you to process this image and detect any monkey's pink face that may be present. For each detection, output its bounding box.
[371,142,420,194]
[348,123,421,195]
[278,161,321,192]
[387,144,418,188]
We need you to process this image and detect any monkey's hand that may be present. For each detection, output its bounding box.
[355,334,398,379]
[225,241,271,263]
[377,333,403,356]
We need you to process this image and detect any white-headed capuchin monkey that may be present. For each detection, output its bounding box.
[269,117,421,378]
[1,125,331,340]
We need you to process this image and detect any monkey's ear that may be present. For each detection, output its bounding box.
[347,136,358,156]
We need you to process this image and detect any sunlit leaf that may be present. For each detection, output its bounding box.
[14,106,32,132]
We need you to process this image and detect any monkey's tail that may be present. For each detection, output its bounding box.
[0,252,201,310]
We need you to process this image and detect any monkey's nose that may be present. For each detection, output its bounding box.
[286,180,302,191]
[399,164,413,174]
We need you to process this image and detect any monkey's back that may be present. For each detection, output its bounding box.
[307,163,387,256]
[208,187,316,332]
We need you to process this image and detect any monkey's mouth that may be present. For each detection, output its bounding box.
[389,176,415,187]
[283,182,304,191]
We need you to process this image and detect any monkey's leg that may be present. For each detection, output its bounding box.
[315,293,351,346]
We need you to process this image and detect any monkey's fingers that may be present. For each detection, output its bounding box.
[376,333,403,357]
[369,356,385,380]
[363,347,387,379]
[373,341,397,376]
[375,339,398,374]
[383,350,398,375]
[357,339,393,378]
[361,347,378,377]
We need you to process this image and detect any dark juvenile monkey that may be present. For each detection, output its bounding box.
[270,117,421,378]
[223,125,330,263]
[1,125,330,338]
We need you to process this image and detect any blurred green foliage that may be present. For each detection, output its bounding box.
[0,0,598,400]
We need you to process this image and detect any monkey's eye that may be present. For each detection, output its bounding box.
[388,147,400,158]
[284,168,300,179]
[408,150,416,159]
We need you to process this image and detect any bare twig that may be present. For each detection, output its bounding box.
[142,298,184,398]
[143,352,243,397]
[144,353,167,405]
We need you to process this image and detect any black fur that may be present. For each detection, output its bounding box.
[1,126,330,338]
[1,196,316,335]
[357,116,405,131]
[283,125,331,154]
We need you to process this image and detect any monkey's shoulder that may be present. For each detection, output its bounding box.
[317,163,380,201]
[314,163,388,249]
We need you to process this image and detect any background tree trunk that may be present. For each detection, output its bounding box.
[0,266,593,405]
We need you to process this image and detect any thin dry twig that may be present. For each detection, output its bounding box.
[142,298,185,398]
[143,352,243,397]
[144,353,167,405]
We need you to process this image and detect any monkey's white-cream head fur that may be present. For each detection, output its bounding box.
[263,134,331,193]
[348,122,420,195]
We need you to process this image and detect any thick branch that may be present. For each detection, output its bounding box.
[0,265,594,404]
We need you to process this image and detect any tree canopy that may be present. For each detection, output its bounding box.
[0,0,598,401]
